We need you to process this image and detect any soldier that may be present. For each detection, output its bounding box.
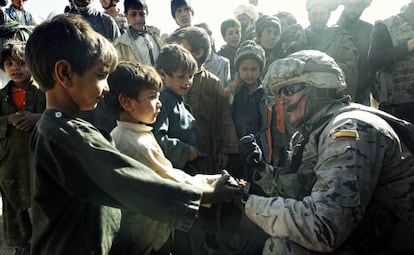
[337,0,374,105]
[368,0,414,123]
[239,50,414,254]
[304,0,359,101]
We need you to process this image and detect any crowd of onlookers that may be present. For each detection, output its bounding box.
[1,0,414,255]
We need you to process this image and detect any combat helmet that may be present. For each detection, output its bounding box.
[263,49,346,97]
[263,50,348,129]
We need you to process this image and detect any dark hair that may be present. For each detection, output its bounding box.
[0,39,26,71]
[124,0,147,13]
[155,44,197,78]
[170,0,193,18]
[194,22,216,53]
[25,14,118,91]
[105,61,162,118]
[167,26,211,66]
[0,23,32,48]
[220,18,241,38]
[0,0,8,7]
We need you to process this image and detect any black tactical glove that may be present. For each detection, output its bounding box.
[239,134,266,171]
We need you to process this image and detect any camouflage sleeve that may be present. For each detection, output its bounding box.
[244,111,400,252]
[252,164,278,195]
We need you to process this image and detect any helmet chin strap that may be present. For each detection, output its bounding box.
[285,93,307,128]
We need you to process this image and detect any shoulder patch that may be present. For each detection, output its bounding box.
[332,129,359,140]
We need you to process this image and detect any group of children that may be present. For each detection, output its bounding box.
[26,14,243,255]
[0,1,285,255]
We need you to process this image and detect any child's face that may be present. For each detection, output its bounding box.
[3,57,32,87]
[123,88,162,124]
[174,5,192,27]
[161,70,193,96]
[236,14,251,29]
[308,6,330,31]
[179,39,202,65]
[11,0,25,10]
[238,59,261,86]
[100,0,119,9]
[224,26,241,47]
[67,63,111,111]
[126,8,147,31]
[257,27,280,50]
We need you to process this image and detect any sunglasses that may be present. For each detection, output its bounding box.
[278,83,306,96]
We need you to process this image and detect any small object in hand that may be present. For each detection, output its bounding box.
[222,169,247,188]
[237,179,248,188]
[239,134,262,164]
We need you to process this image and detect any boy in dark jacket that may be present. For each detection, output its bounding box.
[25,14,240,255]
[0,38,45,255]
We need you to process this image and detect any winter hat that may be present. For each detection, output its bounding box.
[306,0,340,11]
[234,40,266,72]
[234,4,258,23]
[255,15,281,37]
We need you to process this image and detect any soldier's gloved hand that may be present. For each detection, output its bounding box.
[239,134,266,171]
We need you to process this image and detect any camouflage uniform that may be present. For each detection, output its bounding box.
[337,0,374,105]
[304,0,359,101]
[244,50,414,254]
[368,2,414,123]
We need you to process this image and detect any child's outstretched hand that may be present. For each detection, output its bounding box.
[200,171,242,205]
[224,78,239,97]
[8,111,41,131]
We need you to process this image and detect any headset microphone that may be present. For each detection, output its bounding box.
[285,94,305,112]
[286,101,299,112]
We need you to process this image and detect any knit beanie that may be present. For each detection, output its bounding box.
[234,40,266,72]
[255,15,281,37]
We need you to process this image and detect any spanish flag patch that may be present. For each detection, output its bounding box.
[332,129,359,140]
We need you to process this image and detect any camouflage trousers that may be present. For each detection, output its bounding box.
[262,238,312,255]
